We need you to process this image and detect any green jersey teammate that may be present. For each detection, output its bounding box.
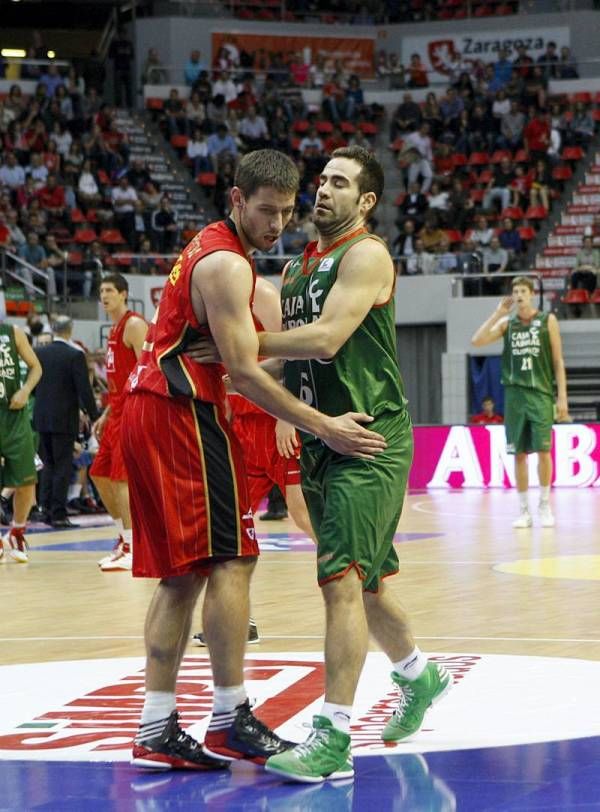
[0,322,42,561]
[472,276,568,528]
[253,147,452,783]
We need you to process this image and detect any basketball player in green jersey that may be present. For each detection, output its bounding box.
[249,147,452,782]
[472,276,568,528]
[0,322,42,562]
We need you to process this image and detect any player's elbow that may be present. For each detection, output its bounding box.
[471,334,484,347]
[315,326,340,360]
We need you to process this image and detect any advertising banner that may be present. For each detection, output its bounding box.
[410,423,600,489]
[401,26,570,83]
[211,32,375,77]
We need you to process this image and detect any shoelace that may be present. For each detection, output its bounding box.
[394,685,415,719]
[294,727,329,759]
[239,702,280,739]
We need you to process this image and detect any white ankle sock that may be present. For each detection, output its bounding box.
[115,518,124,535]
[140,690,176,725]
[122,528,133,544]
[393,647,428,680]
[539,486,550,505]
[320,702,352,733]
[212,685,246,714]
[518,491,529,512]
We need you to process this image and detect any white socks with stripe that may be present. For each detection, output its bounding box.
[207,685,247,733]
[320,702,352,734]
[135,690,176,744]
[393,646,428,681]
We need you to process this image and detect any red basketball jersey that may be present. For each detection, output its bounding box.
[127,219,255,404]
[106,309,143,419]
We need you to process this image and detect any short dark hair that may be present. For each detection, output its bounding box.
[101,272,129,295]
[234,149,299,199]
[331,146,384,211]
[512,275,534,292]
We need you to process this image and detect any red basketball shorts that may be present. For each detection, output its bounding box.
[231,412,301,513]
[120,391,258,579]
[89,414,128,482]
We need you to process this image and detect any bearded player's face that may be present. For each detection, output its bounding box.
[236,186,295,253]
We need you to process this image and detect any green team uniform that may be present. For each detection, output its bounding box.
[501,310,555,454]
[281,228,413,592]
[0,324,37,487]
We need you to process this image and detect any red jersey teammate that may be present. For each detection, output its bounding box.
[121,150,386,772]
[90,274,147,572]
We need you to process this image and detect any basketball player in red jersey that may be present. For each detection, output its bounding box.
[121,150,386,772]
[90,273,147,572]
[191,275,314,646]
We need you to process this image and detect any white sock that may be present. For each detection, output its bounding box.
[393,647,428,680]
[320,702,352,733]
[212,685,246,714]
[122,528,133,545]
[11,522,26,530]
[518,491,529,512]
[68,484,82,500]
[539,486,550,505]
[115,518,124,535]
[140,690,176,726]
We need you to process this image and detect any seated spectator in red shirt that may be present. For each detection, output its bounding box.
[470,396,504,425]
[38,174,66,220]
[324,126,347,154]
[407,53,428,88]
[524,108,551,162]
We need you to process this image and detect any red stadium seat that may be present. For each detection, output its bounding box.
[170,134,188,149]
[100,228,126,246]
[552,165,573,181]
[562,289,590,305]
[591,289,600,304]
[451,153,468,168]
[196,172,217,187]
[340,121,356,134]
[74,227,97,245]
[561,146,584,161]
[468,152,490,166]
[67,250,83,266]
[524,205,548,220]
[316,120,333,135]
[518,226,535,241]
[490,150,512,164]
[513,149,528,163]
[501,206,524,220]
[146,98,164,110]
[445,229,463,245]
[293,119,310,134]
[70,208,86,224]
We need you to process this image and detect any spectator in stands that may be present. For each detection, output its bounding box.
[397,181,428,229]
[18,231,58,298]
[421,92,442,141]
[0,152,25,192]
[185,91,206,131]
[5,85,25,119]
[38,174,67,223]
[570,236,599,293]
[5,209,26,250]
[44,234,67,286]
[186,128,210,175]
[80,240,104,296]
[127,158,152,192]
[26,152,49,189]
[537,41,559,79]
[483,156,515,214]
[49,121,72,158]
[513,46,534,81]
[322,72,347,123]
[427,180,449,223]
[77,158,102,209]
[390,93,423,143]
[184,50,206,87]
[529,158,551,212]
[558,46,578,79]
[386,54,405,90]
[110,27,134,107]
[419,212,445,252]
[491,90,511,138]
[403,237,435,275]
[324,125,347,154]
[447,177,474,233]
[433,234,458,274]
[0,212,10,248]
[466,102,495,153]
[111,175,138,248]
[457,238,483,287]
[522,67,547,110]
[309,55,326,89]
[470,396,503,425]
[469,215,495,249]
[344,75,365,120]
[82,50,106,95]
[163,88,187,137]
[393,218,418,260]
[141,48,167,85]
[212,70,238,105]
[482,236,508,294]
[239,106,269,151]
[40,64,65,99]
[490,49,513,93]
[499,217,522,255]
[55,85,73,122]
[298,126,325,173]
[66,141,84,172]
[571,102,594,147]
[207,123,238,172]
[16,176,38,213]
[139,180,162,215]
[439,86,464,140]
[151,195,178,254]
[500,100,525,150]
[268,105,290,152]
[403,122,433,193]
[407,53,428,88]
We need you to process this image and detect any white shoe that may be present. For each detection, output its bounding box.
[513,511,532,529]
[2,529,29,562]
[539,504,555,528]
[98,536,124,566]
[100,542,132,571]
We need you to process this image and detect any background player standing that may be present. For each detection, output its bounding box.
[121,150,386,772]
[0,323,41,562]
[91,273,147,571]
[472,276,568,527]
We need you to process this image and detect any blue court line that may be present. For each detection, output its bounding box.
[2,737,600,810]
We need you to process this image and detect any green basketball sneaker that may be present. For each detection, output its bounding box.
[265,715,354,784]
[382,662,453,743]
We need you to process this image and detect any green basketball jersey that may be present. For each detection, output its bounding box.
[281,229,408,446]
[0,323,23,409]
[501,310,554,396]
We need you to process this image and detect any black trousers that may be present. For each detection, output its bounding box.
[38,432,75,521]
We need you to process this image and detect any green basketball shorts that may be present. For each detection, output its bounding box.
[300,409,413,593]
[0,408,37,488]
[504,386,554,455]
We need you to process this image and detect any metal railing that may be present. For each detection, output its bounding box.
[0,249,53,313]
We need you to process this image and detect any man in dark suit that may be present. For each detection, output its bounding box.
[33,317,98,528]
